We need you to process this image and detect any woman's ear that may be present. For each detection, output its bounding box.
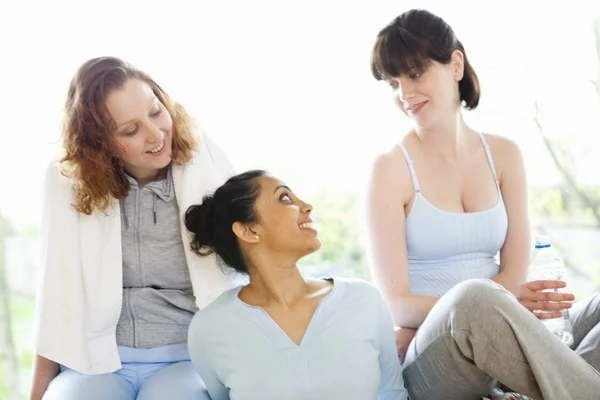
[232,221,260,244]
[451,49,465,81]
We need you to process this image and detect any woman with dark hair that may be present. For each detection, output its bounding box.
[31,56,240,399]
[184,170,407,400]
[366,8,600,400]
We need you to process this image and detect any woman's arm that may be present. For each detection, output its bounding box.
[376,294,409,400]
[489,136,531,294]
[30,164,64,399]
[366,150,438,329]
[187,314,230,400]
[489,135,574,317]
[31,163,78,399]
[29,354,59,400]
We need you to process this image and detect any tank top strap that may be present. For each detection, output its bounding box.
[476,132,499,186]
[398,143,421,193]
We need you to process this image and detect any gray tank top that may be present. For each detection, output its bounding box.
[398,132,508,297]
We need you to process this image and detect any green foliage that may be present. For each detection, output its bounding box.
[298,187,370,280]
[0,297,35,400]
[17,224,40,238]
[530,186,565,219]
[530,185,600,222]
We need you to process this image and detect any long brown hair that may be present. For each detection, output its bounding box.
[59,56,198,215]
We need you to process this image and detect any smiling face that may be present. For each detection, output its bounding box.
[249,175,321,259]
[106,78,174,182]
[387,52,463,130]
[371,10,479,125]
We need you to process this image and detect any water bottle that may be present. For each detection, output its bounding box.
[528,235,574,346]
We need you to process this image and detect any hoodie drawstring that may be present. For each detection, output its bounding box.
[123,205,129,229]
[122,194,157,228]
[153,194,157,224]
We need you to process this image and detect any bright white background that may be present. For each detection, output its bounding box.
[1,0,599,229]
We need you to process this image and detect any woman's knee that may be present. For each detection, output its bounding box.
[137,361,209,400]
[437,279,519,326]
[408,280,507,355]
[445,279,505,307]
[43,369,133,400]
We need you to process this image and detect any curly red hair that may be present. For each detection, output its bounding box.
[60,57,198,215]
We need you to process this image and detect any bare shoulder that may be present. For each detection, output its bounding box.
[482,133,523,160]
[368,135,414,198]
[482,133,526,183]
[371,143,405,174]
[482,133,525,170]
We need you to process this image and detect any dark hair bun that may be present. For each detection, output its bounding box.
[184,195,216,256]
[184,169,266,275]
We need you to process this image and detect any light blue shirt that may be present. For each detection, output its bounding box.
[188,277,407,400]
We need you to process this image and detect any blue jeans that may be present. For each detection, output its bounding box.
[43,344,210,400]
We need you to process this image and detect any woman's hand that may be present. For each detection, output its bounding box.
[394,327,417,363]
[517,280,574,319]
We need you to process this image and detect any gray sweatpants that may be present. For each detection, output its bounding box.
[402,279,600,400]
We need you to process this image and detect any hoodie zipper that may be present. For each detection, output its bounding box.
[131,188,141,347]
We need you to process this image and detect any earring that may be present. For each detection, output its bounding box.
[254,235,259,240]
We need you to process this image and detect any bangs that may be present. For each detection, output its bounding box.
[370,28,434,81]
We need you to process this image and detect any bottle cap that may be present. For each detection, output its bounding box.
[535,234,551,248]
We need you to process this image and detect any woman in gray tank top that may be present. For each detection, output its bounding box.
[366,9,600,400]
